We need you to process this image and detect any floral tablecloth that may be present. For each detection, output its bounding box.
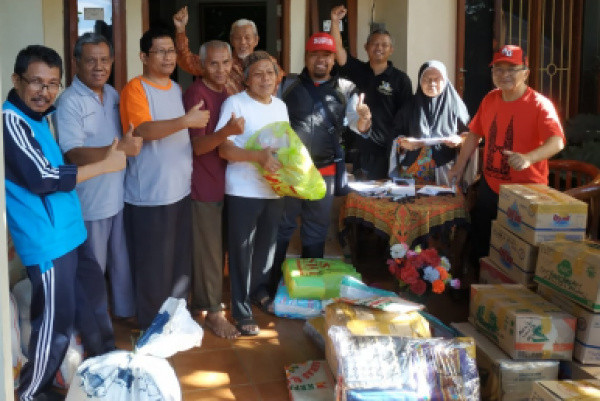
[339,191,469,247]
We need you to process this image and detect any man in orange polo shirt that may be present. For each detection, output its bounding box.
[448,45,565,276]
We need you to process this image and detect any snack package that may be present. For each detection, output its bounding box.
[285,360,335,401]
[283,258,361,300]
[328,327,480,400]
[245,121,326,200]
[338,276,398,299]
[66,298,203,401]
[273,280,324,319]
[304,317,327,351]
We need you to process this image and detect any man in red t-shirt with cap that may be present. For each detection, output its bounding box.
[448,44,565,276]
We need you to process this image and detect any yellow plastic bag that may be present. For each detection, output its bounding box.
[245,121,326,200]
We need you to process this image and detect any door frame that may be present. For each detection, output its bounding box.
[63,0,127,91]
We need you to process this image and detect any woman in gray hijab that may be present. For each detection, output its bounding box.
[390,60,476,187]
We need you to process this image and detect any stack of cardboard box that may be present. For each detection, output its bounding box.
[480,184,587,289]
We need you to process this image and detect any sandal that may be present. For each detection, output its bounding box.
[234,318,260,336]
[252,295,275,315]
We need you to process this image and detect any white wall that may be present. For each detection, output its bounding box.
[288,0,307,74]
[0,14,15,400]
[405,0,456,90]
[0,0,45,99]
[356,0,456,91]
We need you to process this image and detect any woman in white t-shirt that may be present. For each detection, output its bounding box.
[217,51,289,336]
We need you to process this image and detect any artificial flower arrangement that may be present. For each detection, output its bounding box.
[387,243,460,297]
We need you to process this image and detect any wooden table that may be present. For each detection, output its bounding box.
[339,191,470,278]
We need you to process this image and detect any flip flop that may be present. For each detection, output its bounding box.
[235,318,260,336]
[252,295,275,315]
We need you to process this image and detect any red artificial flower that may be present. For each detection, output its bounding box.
[410,279,427,296]
[400,266,420,285]
[387,259,399,275]
[420,248,441,267]
[432,279,445,294]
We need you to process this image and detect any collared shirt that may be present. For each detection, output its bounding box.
[54,76,124,221]
[340,55,413,149]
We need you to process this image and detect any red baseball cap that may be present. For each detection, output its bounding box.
[306,32,336,53]
[490,45,528,66]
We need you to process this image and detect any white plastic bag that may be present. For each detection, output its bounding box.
[10,293,26,387]
[66,298,203,401]
[54,334,84,388]
[12,278,32,356]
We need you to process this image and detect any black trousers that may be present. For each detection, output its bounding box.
[18,243,114,401]
[470,176,499,271]
[226,195,284,323]
[124,196,192,329]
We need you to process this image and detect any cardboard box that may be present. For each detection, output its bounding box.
[497,184,587,244]
[530,380,600,400]
[537,284,600,364]
[469,284,576,360]
[452,322,558,401]
[559,360,600,381]
[489,245,536,285]
[490,219,539,273]
[535,240,600,312]
[480,257,517,285]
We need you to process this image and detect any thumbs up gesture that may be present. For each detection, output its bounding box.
[118,123,143,156]
[224,112,245,136]
[104,138,127,172]
[185,100,210,129]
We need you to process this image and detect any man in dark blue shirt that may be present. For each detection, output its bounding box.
[330,5,413,180]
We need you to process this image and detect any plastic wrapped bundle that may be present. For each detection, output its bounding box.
[328,327,480,401]
[245,121,326,200]
[283,258,361,300]
[304,317,327,351]
[273,280,326,319]
[66,298,203,401]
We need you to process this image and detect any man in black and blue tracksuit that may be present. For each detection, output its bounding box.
[266,33,372,300]
[3,45,126,401]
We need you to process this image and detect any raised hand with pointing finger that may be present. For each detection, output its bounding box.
[356,93,372,133]
[503,149,531,171]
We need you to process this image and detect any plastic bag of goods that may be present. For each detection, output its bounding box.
[245,121,326,200]
[273,280,325,319]
[328,326,480,401]
[10,293,26,387]
[283,258,361,300]
[54,334,84,389]
[66,298,203,401]
[285,360,334,401]
[12,278,32,356]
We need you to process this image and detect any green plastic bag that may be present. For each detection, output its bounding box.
[245,121,326,200]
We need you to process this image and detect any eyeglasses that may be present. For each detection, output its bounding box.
[148,49,177,57]
[491,66,527,75]
[19,75,63,93]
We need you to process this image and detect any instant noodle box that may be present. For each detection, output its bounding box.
[452,322,558,401]
[469,284,576,360]
[489,219,538,277]
[530,380,600,400]
[479,257,538,290]
[537,284,600,365]
[496,184,587,244]
[535,240,600,312]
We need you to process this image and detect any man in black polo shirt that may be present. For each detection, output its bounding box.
[330,5,413,180]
